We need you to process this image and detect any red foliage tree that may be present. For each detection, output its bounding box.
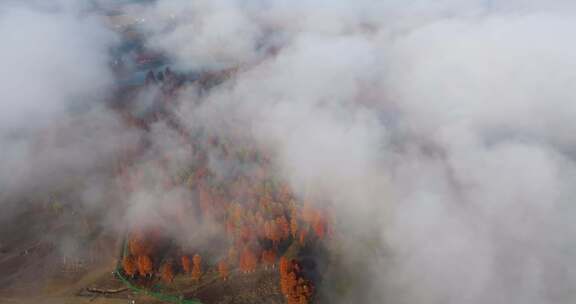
[261,249,277,270]
[192,254,202,282]
[122,255,137,278]
[218,260,229,281]
[279,257,291,276]
[279,258,314,304]
[128,231,154,257]
[160,262,174,284]
[290,216,299,238]
[265,220,281,246]
[137,255,153,278]
[128,235,144,256]
[280,260,296,296]
[240,247,257,273]
[259,193,272,212]
[290,277,314,304]
[181,255,191,274]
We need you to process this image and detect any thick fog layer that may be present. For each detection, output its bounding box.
[131,1,576,303]
[2,0,576,303]
[0,2,136,216]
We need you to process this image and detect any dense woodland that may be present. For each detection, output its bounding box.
[116,68,331,304]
